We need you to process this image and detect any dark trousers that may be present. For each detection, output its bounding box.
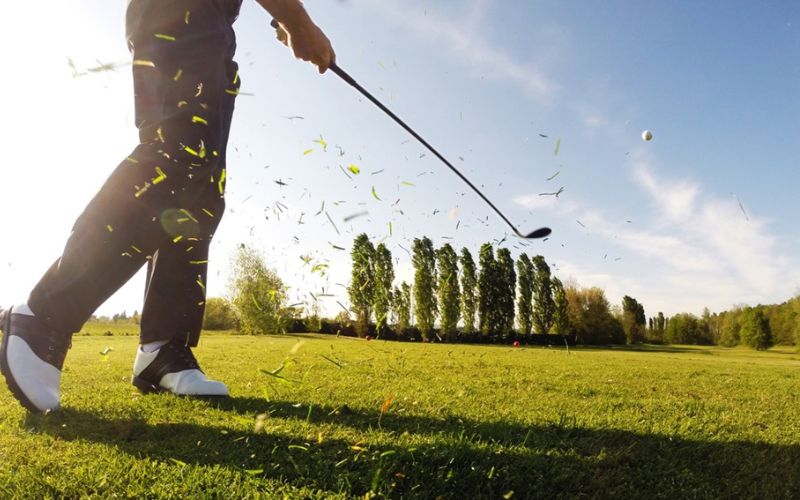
[28,0,242,346]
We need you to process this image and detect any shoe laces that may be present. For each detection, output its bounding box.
[2,308,71,369]
[166,340,200,371]
[44,335,71,365]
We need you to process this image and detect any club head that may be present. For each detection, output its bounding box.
[525,227,552,239]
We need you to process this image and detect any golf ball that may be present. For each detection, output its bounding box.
[642,130,653,141]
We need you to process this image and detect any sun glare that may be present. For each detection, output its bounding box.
[0,2,139,312]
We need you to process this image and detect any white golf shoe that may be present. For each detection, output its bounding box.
[132,338,228,397]
[0,307,70,413]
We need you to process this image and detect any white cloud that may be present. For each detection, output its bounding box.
[512,193,576,213]
[627,162,799,311]
[511,160,799,315]
[359,0,558,101]
[633,166,699,220]
[553,259,614,289]
[553,258,640,307]
[608,227,719,273]
[583,114,608,128]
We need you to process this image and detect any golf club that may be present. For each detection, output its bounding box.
[271,20,552,239]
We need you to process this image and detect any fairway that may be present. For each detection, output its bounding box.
[1,334,799,498]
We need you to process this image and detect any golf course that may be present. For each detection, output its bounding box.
[1,332,798,498]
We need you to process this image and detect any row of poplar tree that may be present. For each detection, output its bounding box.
[210,242,792,350]
[218,243,789,349]
[347,234,570,340]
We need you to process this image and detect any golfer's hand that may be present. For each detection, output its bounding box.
[275,21,335,74]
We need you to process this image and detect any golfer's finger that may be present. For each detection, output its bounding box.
[276,27,289,45]
[328,49,336,71]
[318,49,335,74]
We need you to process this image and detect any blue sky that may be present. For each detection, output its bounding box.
[0,0,798,322]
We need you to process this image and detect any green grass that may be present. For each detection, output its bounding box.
[75,320,140,337]
[1,333,799,498]
[74,321,238,338]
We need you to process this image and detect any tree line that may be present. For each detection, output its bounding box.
[348,233,622,344]
[199,239,800,351]
[640,301,800,350]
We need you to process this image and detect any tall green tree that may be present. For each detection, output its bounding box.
[655,312,666,342]
[551,277,570,335]
[203,297,238,330]
[621,295,646,344]
[565,285,624,344]
[496,248,516,334]
[436,243,460,340]
[790,296,800,349]
[459,248,478,334]
[706,310,723,345]
[698,307,714,344]
[392,282,412,334]
[478,243,498,335]
[229,245,288,334]
[413,237,438,341]
[515,254,534,334]
[763,302,797,345]
[372,243,394,337]
[719,308,742,346]
[664,313,703,344]
[740,307,773,350]
[348,233,375,337]
[531,255,554,334]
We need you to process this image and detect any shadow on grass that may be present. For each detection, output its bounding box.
[23,397,800,499]
[583,344,800,359]
[575,344,717,355]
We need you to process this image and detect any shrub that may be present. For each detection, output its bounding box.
[203,297,239,330]
[229,246,289,335]
[740,307,773,350]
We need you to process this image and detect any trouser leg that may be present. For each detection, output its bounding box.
[140,237,212,347]
[138,179,225,348]
[140,55,239,347]
[27,0,240,336]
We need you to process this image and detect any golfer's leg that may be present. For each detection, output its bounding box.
[134,190,229,395]
[28,0,238,334]
[139,23,240,349]
[129,0,237,396]
[139,193,222,348]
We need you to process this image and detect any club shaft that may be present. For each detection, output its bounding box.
[329,63,524,238]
